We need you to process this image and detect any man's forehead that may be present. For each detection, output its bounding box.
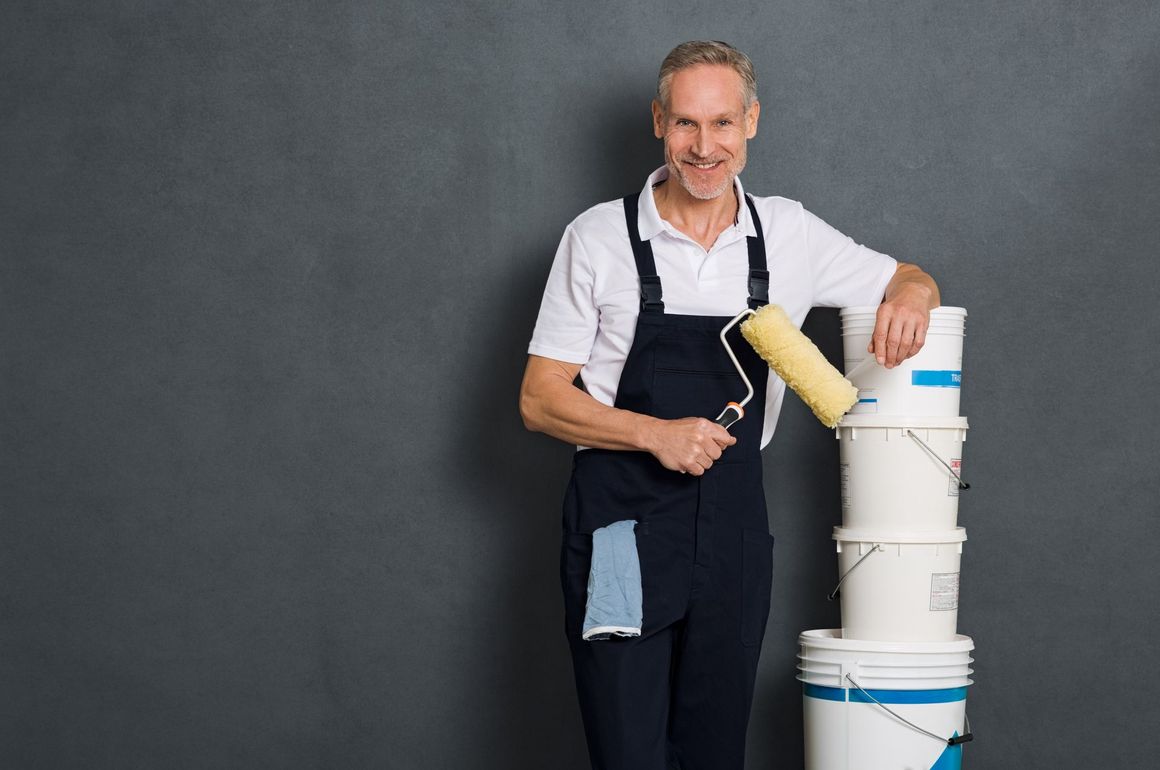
[665,65,747,112]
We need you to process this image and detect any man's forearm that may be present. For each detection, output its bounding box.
[520,358,657,450]
[884,262,940,309]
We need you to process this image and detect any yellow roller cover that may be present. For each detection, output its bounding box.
[740,305,858,428]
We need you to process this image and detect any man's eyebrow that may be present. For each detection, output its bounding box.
[668,110,742,121]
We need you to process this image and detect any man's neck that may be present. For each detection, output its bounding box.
[652,178,739,252]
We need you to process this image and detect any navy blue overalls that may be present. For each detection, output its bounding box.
[561,191,777,770]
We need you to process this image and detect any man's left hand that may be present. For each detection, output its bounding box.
[868,263,940,369]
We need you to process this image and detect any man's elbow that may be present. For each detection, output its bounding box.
[519,385,544,434]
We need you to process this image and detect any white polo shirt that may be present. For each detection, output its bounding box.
[528,166,897,448]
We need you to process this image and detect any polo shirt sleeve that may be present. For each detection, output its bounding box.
[803,207,897,308]
[527,224,599,365]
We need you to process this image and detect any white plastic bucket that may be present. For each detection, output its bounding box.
[833,527,966,642]
[841,306,966,417]
[798,629,974,770]
[836,415,968,531]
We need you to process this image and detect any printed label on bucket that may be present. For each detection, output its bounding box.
[930,573,960,611]
[948,459,962,497]
[840,464,850,513]
[912,370,962,388]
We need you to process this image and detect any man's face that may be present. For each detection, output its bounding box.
[652,64,760,201]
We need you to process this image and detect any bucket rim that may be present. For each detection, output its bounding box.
[799,628,974,653]
[797,653,976,667]
[837,414,968,430]
[833,526,967,544]
[841,305,967,318]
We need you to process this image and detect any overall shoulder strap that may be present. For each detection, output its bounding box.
[744,194,769,309]
[622,194,664,314]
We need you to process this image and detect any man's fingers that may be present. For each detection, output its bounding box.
[871,327,889,364]
[686,455,711,476]
[683,446,716,475]
[712,432,738,449]
[909,319,928,359]
[894,318,921,367]
[885,322,904,368]
[871,303,932,366]
[870,306,894,363]
[703,420,736,450]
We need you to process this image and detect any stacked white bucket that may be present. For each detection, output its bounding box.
[798,307,975,770]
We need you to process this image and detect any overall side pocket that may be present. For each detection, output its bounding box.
[740,528,776,646]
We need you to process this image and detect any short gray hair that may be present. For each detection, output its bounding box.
[656,41,757,112]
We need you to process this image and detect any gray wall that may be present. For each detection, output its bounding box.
[3,1,1158,767]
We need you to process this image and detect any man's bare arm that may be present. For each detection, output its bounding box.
[519,355,735,476]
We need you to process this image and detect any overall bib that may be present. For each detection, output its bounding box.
[561,192,776,770]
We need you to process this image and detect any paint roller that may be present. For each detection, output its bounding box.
[713,305,861,430]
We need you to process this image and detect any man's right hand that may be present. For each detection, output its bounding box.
[520,356,738,470]
[645,417,737,476]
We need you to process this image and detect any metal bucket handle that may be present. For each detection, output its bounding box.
[845,673,974,747]
[906,430,970,490]
[827,543,882,601]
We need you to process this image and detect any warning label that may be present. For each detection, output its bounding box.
[948,459,963,497]
[930,573,960,611]
[840,464,850,513]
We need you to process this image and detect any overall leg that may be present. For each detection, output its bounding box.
[667,468,775,770]
[560,454,699,770]
[566,627,677,770]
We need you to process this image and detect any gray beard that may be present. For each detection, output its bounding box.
[668,159,744,200]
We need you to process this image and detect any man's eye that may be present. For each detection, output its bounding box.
[676,119,694,127]
[717,120,732,127]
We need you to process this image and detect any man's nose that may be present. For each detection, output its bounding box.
[692,125,713,157]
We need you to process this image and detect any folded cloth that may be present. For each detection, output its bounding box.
[582,519,643,641]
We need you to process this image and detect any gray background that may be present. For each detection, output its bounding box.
[3,1,1158,768]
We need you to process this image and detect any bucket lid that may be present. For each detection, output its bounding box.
[841,305,967,318]
[799,628,975,654]
[837,414,968,430]
[833,526,967,544]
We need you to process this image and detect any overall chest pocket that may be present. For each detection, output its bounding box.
[651,336,741,420]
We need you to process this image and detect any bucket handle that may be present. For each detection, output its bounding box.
[906,430,970,490]
[827,543,883,601]
[845,674,974,747]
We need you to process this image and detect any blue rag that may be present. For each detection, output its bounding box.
[581,519,643,641]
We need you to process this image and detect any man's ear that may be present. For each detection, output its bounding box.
[746,100,760,139]
[652,99,666,139]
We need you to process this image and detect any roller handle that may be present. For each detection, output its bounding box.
[844,354,878,385]
[713,402,744,429]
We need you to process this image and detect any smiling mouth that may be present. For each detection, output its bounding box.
[685,160,723,171]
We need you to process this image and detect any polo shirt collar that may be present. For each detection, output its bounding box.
[636,166,757,242]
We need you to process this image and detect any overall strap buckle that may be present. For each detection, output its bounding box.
[744,194,769,309]
[747,270,769,310]
[640,275,665,313]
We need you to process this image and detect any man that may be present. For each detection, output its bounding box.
[520,41,938,770]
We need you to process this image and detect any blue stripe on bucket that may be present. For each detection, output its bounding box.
[857,398,878,404]
[911,370,961,388]
[803,683,968,704]
[930,735,964,770]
